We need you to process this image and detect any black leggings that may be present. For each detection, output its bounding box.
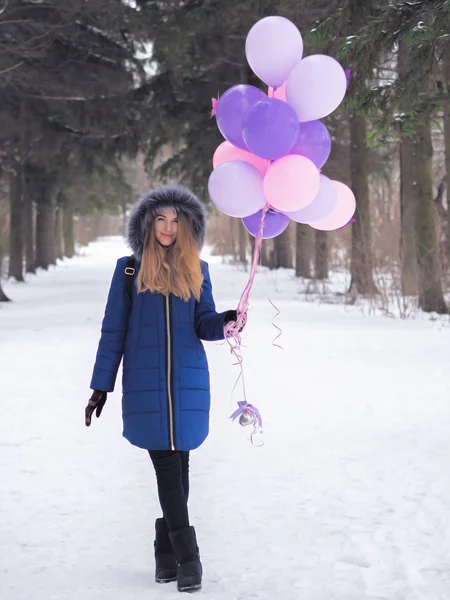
[148,450,190,533]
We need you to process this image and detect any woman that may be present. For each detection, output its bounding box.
[85,185,241,593]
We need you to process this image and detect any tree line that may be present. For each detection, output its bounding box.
[1,0,449,314]
[143,0,450,314]
[0,0,149,299]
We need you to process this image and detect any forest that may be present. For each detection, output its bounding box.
[1,0,449,315]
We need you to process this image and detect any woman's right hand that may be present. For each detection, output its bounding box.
[224,310,247,332]
[85,390,107,426]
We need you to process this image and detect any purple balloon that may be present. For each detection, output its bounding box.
[336,217,355,230]
[242,208,290,239]
[286,175,337,223]
[242,98,300,161]
[291,120,331,169]
[216,85,266,150]
[345,69,352,88]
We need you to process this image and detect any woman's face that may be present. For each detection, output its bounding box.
[154,208,178,246]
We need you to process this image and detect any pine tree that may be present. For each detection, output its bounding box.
[0,0,148,276]
[312,0,449,312]
[443,45,450,273]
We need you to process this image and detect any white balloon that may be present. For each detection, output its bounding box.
[286,55,347,122]
[245,16,303,88]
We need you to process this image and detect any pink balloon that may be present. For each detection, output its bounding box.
[213,141,269,175]
[268,82,287,102]
[263,155,320,212]
[208,160,267,218]
[308,180,356,231]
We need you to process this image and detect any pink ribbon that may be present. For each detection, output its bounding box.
[224,205,269,443]
[268,298,283,350]
[210,96,219,117]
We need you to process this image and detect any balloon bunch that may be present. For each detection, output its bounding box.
[209,16,356,235]
[211,16,357,442]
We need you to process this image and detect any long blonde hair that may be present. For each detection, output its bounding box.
[136,213,204,302]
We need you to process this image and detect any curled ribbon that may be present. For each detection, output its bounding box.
[268,298,283,350]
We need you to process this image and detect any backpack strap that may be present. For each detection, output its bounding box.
[124,255,136,302]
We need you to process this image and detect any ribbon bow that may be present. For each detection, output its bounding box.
[210,96,219,118]
[230,400,263,428]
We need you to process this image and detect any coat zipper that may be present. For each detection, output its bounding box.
[164,294,176,450]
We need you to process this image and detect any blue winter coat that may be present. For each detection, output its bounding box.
[90,257,228,451]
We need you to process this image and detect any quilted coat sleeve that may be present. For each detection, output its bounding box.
[90,257,130,392]
[195,261,229,342]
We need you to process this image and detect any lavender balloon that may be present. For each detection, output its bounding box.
[242,98,300,160]
[242,208,290,239]
[291,120,331,169]
[208,160,266,218]
[286,175,337,223]
[216,85,266,150]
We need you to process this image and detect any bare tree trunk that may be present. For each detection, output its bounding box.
[54,191,65,261]
[30,164,56,270]
[320,113,348,283]
[24,194,35,274]
[398,40,418,295]
[8,164,25,281]
[349,113,377,295]
[295,223,312,277]
[62,201,75,258]
[0,279,10,301]
[0,246,10,301]
[0,207,8,300]
[413,109,448,313]
[248,232,255,255]
[260,240,271,267]
[272,225,293,269]
[231,218,239,262]
[400,136,418,294]
[36,197,54,270]
[54,204,63,261]
[48,195,57,266]
[238,221,247,265]
[444,45,450,276]
[315,230,328,280]
[434,180,446,279]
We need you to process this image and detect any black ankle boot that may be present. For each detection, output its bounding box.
[169,526,202,592]
[154,518,178,583]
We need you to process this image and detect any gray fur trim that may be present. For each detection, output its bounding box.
[126,184,206,260]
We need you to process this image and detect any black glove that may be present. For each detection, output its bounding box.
[85,390,107,427]
[224,310,246,332]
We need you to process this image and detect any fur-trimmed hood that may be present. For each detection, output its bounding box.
[126,184,206,260]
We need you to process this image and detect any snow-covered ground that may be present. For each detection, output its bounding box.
[1,236,450,600]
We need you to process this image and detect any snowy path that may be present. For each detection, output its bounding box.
[1,237,450,600]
